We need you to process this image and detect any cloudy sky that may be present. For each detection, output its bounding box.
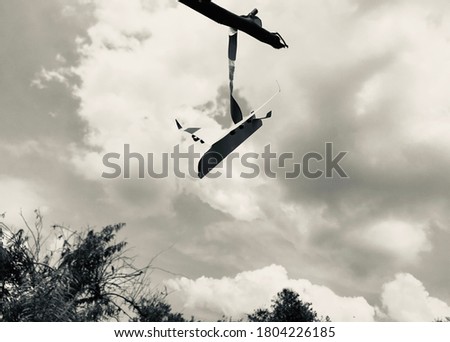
[2,0,450,321]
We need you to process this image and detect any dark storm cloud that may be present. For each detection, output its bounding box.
[0,0,114,229]
[119,192,235,280]
[0,0,92,145]
[414,228,450,301]
[268,8,450,303]
[0,140,111,226]
[279,55,450,224]
[277,51,399,208]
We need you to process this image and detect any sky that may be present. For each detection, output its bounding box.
[1,0,450,321]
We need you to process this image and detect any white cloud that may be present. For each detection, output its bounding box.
[357,220,431,262]
[0,177,48,226]
[167,264,376,321]
[355,74,383,116]
[381,273,450,321]
[69,0,280,220]
[168,268,450,322]
[31,66,74,89]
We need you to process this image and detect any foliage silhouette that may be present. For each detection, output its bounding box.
[248,288,329,322]
[132,293,186,322]
[0,212,184,322]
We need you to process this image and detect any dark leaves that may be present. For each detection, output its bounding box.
[247,288,323,322]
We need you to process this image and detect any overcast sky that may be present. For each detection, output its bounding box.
[1,0,450,321]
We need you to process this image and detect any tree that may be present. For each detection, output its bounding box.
[248,288,327,322]
[435,317,450,322]
[0,212,183,322]
[132,293,186,322]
